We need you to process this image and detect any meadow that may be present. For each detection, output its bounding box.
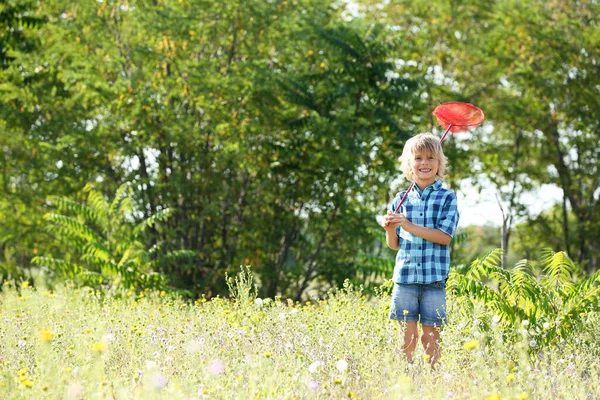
[0,270,599,400]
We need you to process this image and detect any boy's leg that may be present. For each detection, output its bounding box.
[420,281,446,367]
[402,321,419,363]
[389,283,420,363]
[421,324,441,365]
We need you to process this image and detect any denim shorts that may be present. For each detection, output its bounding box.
[389,281,447,326]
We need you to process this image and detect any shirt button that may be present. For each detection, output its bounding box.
[420,213,423,216]
[419,246,422,250]
[418,263,421,266]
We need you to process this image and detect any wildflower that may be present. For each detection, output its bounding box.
[308,361,323,374]
[66,382,83,399]
[506,374,515,383]
[21,281,30,289]
[146,361,157,369]
[485,395,500,400]
[20,379,33,388]
[463,339,478,350]
[521,320,530,327]
[529,340,537,348]
[255,298,264,307]
[39,329,54,343]
[333,378,342,385]
[519,393,528,399]
[491,315,501,324]
[403,309,409,316]
[91,341,107,353]
[263,352,272,358]
[307,380,319,390]
[543,322,550,329]
[151,372,167,389]
[208,359,225,376]
[335,359,348,372]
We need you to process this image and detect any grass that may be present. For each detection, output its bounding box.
[0,274,598,399]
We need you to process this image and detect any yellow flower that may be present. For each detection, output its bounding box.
[403,309,409,316]
[91,341,107,353]
[21,281,30,289]
[506,374,515,383]
[463,339,479,350]
[263,352,272,358]
[39,330,54,343]
[518,393,528,400]
[20,379,33,388]
[485,395,500,400]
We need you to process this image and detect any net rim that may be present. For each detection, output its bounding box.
[432,102,485,128]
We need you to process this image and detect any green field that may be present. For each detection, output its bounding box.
[1,273,598,400]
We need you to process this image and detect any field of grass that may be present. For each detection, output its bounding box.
[0,273,599,399]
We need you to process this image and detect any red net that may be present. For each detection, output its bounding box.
[433,102,485,133]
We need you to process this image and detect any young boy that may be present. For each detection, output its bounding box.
[382,132,459,367]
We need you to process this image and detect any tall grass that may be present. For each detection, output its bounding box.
[0,271,598,399]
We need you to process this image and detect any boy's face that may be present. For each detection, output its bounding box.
[410,149,439,186]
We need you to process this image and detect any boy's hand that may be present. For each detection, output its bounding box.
[382,210,409,231]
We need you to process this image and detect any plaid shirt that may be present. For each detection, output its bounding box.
[388,180,459,284]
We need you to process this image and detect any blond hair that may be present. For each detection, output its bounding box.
[399,133,448,180]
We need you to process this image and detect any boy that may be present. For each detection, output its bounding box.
[382,132,459,367]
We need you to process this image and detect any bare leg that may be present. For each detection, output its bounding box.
[401,321,419,363]
[421,324,441,367]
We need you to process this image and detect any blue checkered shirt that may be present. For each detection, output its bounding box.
[388,180,459,284]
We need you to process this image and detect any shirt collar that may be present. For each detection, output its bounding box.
[412,180,442,196]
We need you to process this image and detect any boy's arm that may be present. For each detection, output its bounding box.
[402,222,452,245]
[384,227,400,250]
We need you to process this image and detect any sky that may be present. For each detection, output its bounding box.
[456,182,564,228]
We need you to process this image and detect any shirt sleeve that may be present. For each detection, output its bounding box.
[436,192,459,238]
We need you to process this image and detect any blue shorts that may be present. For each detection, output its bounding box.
[389,282,447,327]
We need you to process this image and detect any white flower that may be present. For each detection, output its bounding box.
[278,313,286,321]
[186,340,201,354]
[384,70,400,81]
[491,315,501,324]
[290,308,299,315]
[151,372,167,389]
[307,380,320,390]
[335,359,348,372]
[103,333,115,343]
[521,320,530,327]
[146,360,157,369]
[208,359,225,376]
[254,298,263,307]
[529,340,537,348]
[308,361,323,374]
[66,382,84,399]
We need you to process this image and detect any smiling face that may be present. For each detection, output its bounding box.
[400,133,447,189]
[410,150,439,189]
